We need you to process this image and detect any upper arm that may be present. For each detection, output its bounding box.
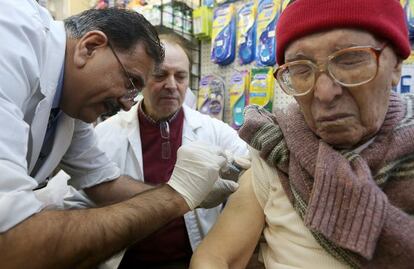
[191,169,265,269]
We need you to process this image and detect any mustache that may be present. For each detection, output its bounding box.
[159,94,179,99]
[102,99,122,117]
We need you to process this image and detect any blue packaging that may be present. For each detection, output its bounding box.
[256,0,282,66]
[402,0,414,42]
[211,4,237,66]
[237,2,257,65]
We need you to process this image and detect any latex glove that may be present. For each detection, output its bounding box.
[167,142,228,210]
[198,178,239,208]
[199,153,251,209]
[219,151,251,182]
[234,155,251,169]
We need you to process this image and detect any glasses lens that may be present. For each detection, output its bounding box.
[329,49,377,86]
[277,62,315,96]
[121,87,139,102]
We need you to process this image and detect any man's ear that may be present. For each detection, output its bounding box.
[391,58,403,88]
[73,30,108,68]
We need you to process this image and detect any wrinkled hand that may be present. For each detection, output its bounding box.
[167,142,228,210]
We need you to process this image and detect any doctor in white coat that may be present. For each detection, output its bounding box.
[0,2,237,268]
[95,34,248,268]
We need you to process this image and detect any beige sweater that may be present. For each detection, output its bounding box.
[250,149,349,269]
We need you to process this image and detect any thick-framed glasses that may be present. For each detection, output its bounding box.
[274,44,387,96]
[108,43,140,102]
[160,121,171,159]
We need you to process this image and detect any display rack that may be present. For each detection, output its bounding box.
[93,0,202,91]
[199,0,294,124]
[151,0,202,91]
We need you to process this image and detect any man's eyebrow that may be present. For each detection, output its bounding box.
[152,68,167,74]
[176,70,189,75]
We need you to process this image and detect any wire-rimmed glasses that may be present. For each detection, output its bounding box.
[108,42,140,103]
[160,121,171,159]
[274,44,387,96]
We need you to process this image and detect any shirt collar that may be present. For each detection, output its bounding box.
[138,100,182,125]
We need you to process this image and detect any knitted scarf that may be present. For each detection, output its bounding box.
[239,92,414,268]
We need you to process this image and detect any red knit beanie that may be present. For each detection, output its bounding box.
[276,0,411,65]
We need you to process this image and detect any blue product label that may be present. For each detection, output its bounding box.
[200,79,210,86]
[209,100,222,114]
[250,92,266,97]
[254,73,267,80]
[232,76,242,83]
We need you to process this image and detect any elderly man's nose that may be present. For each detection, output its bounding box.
[164,75,177,89]
[313,73,342,103]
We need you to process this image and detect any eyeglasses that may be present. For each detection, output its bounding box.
[108,42,140,103]
[274,44,387,96]
[160,121,171,159]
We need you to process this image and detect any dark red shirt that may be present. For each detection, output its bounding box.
[119,105,191,267]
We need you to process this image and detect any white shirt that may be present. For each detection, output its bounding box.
[251,149,349,269]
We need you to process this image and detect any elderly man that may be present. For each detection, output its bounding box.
[190,0,414,268]
[94,34,248,268]
[0,1,233,268]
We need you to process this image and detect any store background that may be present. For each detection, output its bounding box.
[38,0,414,127]
[34,1,414,267]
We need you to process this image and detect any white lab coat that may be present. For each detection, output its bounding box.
[95,103,248,266]
[0,0,120,232]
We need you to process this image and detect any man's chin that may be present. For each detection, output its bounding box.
[157,107,180,119]
[79,113,99,123]
[103,99,122,115]
[76,107,102,123]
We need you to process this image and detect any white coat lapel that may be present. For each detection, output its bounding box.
[182,105,201,144]
[34,114,74,181]
[125,105,144,177]
[28,98,51,172]
[128,123,144,177]
[29,20,66,173]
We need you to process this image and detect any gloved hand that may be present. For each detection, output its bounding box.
[233,155,251,170]
[199,152,251,209]
[167,142,228,210]
[219,152,251,181]
[198,178,238,208]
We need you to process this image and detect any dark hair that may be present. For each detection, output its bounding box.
[64,8,164,64]
[159,34,193,68]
